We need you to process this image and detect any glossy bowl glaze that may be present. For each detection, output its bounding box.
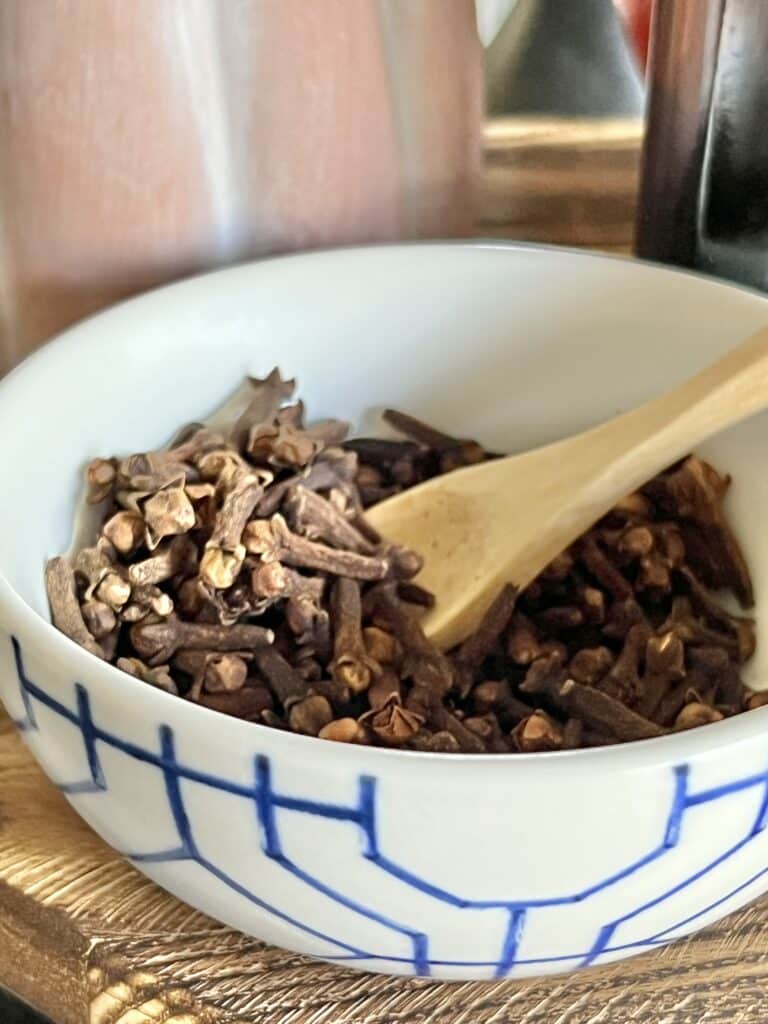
[2,244,768,981]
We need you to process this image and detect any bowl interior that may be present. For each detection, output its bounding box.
[2,243,768,686]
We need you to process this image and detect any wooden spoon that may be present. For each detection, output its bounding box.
[367,326,768,650]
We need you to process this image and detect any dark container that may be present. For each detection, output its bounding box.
[637,0,768,290]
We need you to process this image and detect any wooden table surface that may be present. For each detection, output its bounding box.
[8,117,766,1024]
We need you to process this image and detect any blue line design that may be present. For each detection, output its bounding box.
[6,634,768,976]
[159,724,199,856]
[254,757,430,974]
[495,909,527,978]
[580,831,760,966]
[750,773,768,836]
[12,636,38,731]
[274,794,363,823]
[647,864,768,942]
[59,684,106,795]
[255,755,280,855]
[360,766,690,911]
[125,724,376,961]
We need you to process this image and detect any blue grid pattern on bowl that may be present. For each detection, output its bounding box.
[8,635,768,977]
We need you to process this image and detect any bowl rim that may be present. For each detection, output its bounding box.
[4,238,768,773]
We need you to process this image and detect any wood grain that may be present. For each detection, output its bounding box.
[480,116,642,248]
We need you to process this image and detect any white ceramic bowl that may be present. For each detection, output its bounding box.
[2,244,768,982]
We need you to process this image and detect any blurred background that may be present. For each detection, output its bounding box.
[9,0,764,377]
[0,0,652,376]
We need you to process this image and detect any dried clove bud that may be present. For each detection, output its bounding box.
[619,525,654,559]
[569,647,614,685]
[250,561,324,605]
[363,626,401,665]
[578,536,634,600]
[370,702,423,745]
[519,650,568,696]
[661,593,754,663]
[300,417,351,446]
[330,578,380,694]
[645,456,753,607]
[177,577,206,618]
[431,707,487,753]
[556,678,667,741]
[382,408,487,468]
[470,680,532,727]
[562,718,584,750]
[611,492,652,521]
[254,645,310,709]
[285,486,376,553]
[578,585,606,624]
[674,702,724,731]
[143,483,196,549]
[255,451,359,518]
[229,368,296,449]
[284,592,330,645]
[636,631,687,719]
[200,469,269,589]
[289,695,333,735]
[128,536,197,587]
[599,624,650,702]
[344,437,422,466]
[319,718,367,743]
[541,551,575,582]
[74,540,117,600]
[198,685,274,722]
[121,584,174,623]
[244,515,391,580]
[536,605,585,632]
[45,558,105,658]
[367,670,402,711]
[372,585,454,695]
[513,711,564,752]
[248,421,322,468]
[409,733,462,757]
[117,657,177,694]
[203,654,249,693]
[81,599,117,639]
[506,612,542,665]
[454,584,517,677]
[95,572,132,611]
[679,569,756,662]
[395,581,435,609]
[102,510,145,556]
[131,617,273,665]
[86,458,117,503]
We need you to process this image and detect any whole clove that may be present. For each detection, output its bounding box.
[289,694,334,736]
[319,718,368,744]
[330,578,379,694]
[513,711,564,752]
[198,685,274,722]
[131,618,273,665]
[243,515,393,580]
[46,558,105,659]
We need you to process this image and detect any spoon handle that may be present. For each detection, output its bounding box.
[563,325,768,504]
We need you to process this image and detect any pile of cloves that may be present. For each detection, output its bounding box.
[46,369,764,752]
